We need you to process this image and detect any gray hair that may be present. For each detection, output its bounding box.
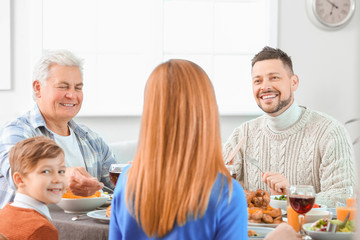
[32,50,84,100]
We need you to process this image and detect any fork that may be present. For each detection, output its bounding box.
[72,214,88,221]
[326,212,350,233]
[102,185,114,193]
[245,157,264,173]
[338,211,351,229]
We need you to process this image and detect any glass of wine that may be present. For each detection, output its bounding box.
[288,185,315,237]
[109,163,128,186]
[225,165,237,180]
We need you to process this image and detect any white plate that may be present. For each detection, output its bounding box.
[248,222,281,228]
[248,226,274,238]
[57,194,110,213]
[248,211,287,228]
[87,210,110,223]
[303,223,354,240]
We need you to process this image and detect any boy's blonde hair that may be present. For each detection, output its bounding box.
[9,136,64,176]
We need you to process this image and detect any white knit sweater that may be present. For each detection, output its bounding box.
[223,106,356,207]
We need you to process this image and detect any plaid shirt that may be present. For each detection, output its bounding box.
[0,104,117,208]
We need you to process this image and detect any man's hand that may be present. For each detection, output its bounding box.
[262,172,289,195]
[66,167,103,196]
[264,223,302,240]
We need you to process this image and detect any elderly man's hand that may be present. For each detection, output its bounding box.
[66,167,103,196]
[264,223,302,240]
[262,172,289,195]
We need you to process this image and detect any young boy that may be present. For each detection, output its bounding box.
[0,136,67,239]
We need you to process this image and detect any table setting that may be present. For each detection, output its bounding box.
[301,186,356,240]
[245,184,356,240]
[224,152,357,240]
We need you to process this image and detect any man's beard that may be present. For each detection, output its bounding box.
[258,92,292,114]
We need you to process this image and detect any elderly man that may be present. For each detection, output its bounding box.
[0,50,117,208]
[223,46,356,207]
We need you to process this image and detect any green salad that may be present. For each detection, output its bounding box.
[274,195,287,200]
[330,219,355,232]
[308,218,355,232]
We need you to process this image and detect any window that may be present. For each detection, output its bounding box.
[31,0,278,115]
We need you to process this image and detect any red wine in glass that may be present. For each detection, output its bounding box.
[109,172,120,186]
[289,195,315,214]
[109,164,128,186]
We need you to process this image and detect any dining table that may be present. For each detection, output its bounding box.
[49,204,109,240]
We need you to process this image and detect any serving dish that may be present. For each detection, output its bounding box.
[57,194,110,213]
[305,209,332,223]
[270,195,287,211]
[303,223,353,240]
[248,222,281,228]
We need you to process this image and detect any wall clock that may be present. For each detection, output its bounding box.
[306,0,356,30]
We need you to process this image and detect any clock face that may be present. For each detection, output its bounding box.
[313,0,355,27]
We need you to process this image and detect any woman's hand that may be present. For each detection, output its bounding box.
[264,223,302,240]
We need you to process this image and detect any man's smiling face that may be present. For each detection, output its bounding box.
[34,64,83,125]
[252,59,298,117]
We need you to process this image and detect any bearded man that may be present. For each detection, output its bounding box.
[223,46,356,207]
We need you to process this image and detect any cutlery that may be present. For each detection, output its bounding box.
[71,214,88,221]
[225,137,244,165]
[102,185,114,193]
[338,211,351,230]
[326,221,337,233]
[326,211,350,232]
[245,157,264,174]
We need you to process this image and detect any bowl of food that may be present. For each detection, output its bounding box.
[57,190,110,213]
[305,209,332,223]
[303,218,355,240]
[270,195,287,211]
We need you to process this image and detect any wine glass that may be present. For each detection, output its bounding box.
[109,163,128,186]
[225,165,237,180]
[288,185,315,238]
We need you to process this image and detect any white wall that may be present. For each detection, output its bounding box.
[279,1,360,122]
[0,0,359,144]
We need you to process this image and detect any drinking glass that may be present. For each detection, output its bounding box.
[335,186,357,222]
[225,165,237,180]
[288,185,315,237]
[109,164,128,186]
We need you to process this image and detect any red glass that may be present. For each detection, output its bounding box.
[109,172,120,186]
[109,164,128,186]
[289,195,315,214]
[287,185,315,239]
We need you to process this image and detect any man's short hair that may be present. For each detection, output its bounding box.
[32,50,84,100]
[251,46,294,75]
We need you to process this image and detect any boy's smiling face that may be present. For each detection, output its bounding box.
[15,154,67,204]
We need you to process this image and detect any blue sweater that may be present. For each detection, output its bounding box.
[109,166,248,240]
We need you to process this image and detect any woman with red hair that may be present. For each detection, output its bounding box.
[109,59,247,239]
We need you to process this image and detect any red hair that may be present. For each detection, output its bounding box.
[126,59,232,237]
